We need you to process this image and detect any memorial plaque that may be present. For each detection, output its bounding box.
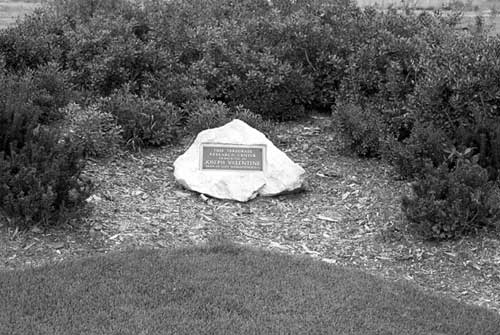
[200,144,265,171]
[174,119,305,201]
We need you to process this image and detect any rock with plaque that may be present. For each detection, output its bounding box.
[173,119,305,202]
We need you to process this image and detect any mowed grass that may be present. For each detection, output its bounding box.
[0,1,40,29]
[0,242,499,335]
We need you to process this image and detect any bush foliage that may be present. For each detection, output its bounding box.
[184,99,275,137]
[402,153,498,240]
[0,72,89,227]
[99,88,182,150]
[1,0,500,235]
[59,103,123,158]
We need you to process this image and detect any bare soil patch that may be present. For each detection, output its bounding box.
[1,114,499,314]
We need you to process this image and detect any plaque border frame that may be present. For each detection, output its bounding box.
[199,143,267,172]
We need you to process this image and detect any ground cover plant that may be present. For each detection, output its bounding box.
[1,242,499,335]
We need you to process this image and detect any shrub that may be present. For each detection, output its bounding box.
[0,129,89,227]
[142,65,208,107]
[332,9,460,159]
[409,32,500,181]
[337,29,421,108]
[99,88,182,150]
[230,104,275,138]
[0,10,68,72]
[331,102,384,157]
[193,24,313,121]
[0,67,75,151]
[184,99,274,138]
[224,4,358,112]
[64,15,155,96]
[410,33,500,132]
[454,122,500,181]
[31,63,77,124]
[0,73,40,156]
[488,126,500,180]
[333,8,448,104]
[382,122,450,179]
[0,72,89,227]
[225,50,313,121]
[59,103,123,158]
[184,99,231,135]
[402,151,498,240]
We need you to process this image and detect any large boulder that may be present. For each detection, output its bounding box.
[173,119,305,202]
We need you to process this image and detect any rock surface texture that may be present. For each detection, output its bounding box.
[174,119,305,202]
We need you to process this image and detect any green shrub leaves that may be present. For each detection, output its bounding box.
[1,0,499,235]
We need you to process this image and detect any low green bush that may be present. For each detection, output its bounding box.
[382,122,450,179]
[31,63,77,124]
[331,102,384,158]
[402,150,499,240]
[64,15,156,96]
[0,10,67,72]
[230,104,275,137]
[331,9,454,158]
[184,99,230,135]
[409,32,499,132]
[0,0,366,121]
[0,73,40,156]
[0,129,89,227]
[224,50,312,121]
[453,123,500,181]
[222,4,358,112]
[0,73,89,227]
[338,30,420,108]
[99,88,182,150]
[142,64,208,107]
[184,99,275,138]
[193,27,313,121]
[59,103,123,158]
[409,31,500,181]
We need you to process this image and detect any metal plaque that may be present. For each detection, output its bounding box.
[200,144,265,171]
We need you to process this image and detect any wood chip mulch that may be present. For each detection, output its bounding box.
[1,115,499,314]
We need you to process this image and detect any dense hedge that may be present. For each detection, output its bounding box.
[0,0,362,120]
[330,9,500,239]
[0,0,499,235]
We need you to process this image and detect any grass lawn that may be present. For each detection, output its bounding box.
[0,1,40,29]
[0,242,499,335]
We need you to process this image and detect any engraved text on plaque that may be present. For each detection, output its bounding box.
[201,145,264,171]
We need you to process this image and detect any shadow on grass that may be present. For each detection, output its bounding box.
[0,239,499,335]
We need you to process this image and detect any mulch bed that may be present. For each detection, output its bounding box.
[1,114,499,314]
